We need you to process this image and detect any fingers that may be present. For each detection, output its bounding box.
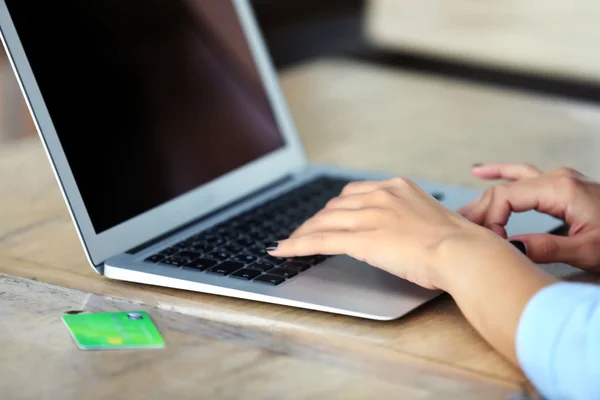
[458,163,542,220]
[290,208,385,238]
[340,181,388,196]
[547,166,585,178]
[460,178,565,234]
[457,194,483,218]
[460,191,509,238]
[461,164,589,238]
[459,191,491,226]
[510,232,600,271]
[339,177,419,197]
[291,183,422,238]
[471,163,542,181]
[268,231,373,260]
[324,189,395,211]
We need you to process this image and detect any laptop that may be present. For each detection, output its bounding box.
[0,0,562,320]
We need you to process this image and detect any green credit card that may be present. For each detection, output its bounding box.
[62,311,166,350]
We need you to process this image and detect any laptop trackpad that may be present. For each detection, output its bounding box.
[297,255,438,299]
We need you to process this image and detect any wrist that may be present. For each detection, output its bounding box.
[431,224,526,293]
[431,223,558,367]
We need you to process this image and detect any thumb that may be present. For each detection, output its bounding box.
[510,233,599,269]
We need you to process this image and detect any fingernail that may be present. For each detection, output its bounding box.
[265,242,279,252]
[510,241,527,255]
[472,163,484,168]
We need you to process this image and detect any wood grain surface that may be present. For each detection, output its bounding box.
[2,59,600,398]
[1,275,519,399]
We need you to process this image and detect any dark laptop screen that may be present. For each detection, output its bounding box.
[5,0,286,234]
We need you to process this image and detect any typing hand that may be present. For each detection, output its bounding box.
[267,177,506,291]
[459,163,600,272]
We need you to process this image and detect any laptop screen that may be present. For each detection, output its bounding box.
[5,0,286,234]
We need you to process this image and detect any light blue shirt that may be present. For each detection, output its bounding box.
[517,281,600,400]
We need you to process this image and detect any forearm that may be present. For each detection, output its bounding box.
[436,228,558,365]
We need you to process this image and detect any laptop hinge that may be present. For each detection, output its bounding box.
[126,174,294,255]
[96,263,105,275]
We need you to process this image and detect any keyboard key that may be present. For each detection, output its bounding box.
[248,231,271,241]
[144,254,165,263]
[184,258,218,271]
[171,255,193,265]
[207,261,245,276]
[207,251,232,261]
[273,212,289,221]
[280,261,310,272]
[247,244,269,256]
[159,248,178,256]
[215,226,231,235]
[247,249,266,259]
[245,219,263,227]
[269,268,298,279]
[234,237,254,248]
[230,268,262,281]
[254,274,285,286]
[235,223,251,234]
[232,254,258,264]
[222,243,244,254]
[174,251,201,261]
[260,219,277,228]
[262,255,287,266]
[285,222,301,232]
[160,258,187,267]
[205,236,227,246]
[247,260,274,272]
[261,226,279,236]
[189,244,214,254]
[293,255,325,266]
[273,229,291,238]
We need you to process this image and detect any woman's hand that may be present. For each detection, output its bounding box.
[459,163,600,272]
[268,175,558,365]
[268,177,509,291]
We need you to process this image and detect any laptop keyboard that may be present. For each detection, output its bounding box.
[144,176,446,286]
[143,176,352,286]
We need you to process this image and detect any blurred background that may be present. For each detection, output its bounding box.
[2,0,600,144]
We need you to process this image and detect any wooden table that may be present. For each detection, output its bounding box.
[366,0,600,85]
[2,59,600,399]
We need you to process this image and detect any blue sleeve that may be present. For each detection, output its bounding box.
[516,281,600,400]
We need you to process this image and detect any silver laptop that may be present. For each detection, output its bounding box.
[0,0,562,320]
